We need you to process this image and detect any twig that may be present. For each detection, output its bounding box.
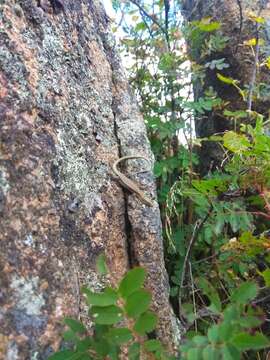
[180,220,200,294]
[236,0,243,36]
[183,0,203,21]
[184,308,220,330]
[179,209,212,318]
[194,253,218,264]
[250,211,270,220]
[189,261,198,332]
[235,0,243,54]
[164,0,170,47]
[247,23,260,111]
[140,11,154,38]
[252,293,270,305]
[129,0,167,38]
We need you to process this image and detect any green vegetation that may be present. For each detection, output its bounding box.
[51,1,270,358]
[49,266,172,360]
[49,264,268,359]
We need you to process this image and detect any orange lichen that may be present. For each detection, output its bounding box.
[3,2,39,93]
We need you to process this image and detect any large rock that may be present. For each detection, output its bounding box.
[0,1,180,358]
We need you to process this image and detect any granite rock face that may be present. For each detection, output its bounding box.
[0,0,179,358]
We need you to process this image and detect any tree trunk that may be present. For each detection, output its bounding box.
[182,0,270,174]
[0,1,180,358]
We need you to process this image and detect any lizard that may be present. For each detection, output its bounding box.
[112,155,154,207]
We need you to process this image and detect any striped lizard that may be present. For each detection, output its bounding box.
[112,155,154,207]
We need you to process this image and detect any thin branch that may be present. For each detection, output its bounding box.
[236,0,243,36]
[235,0,243,53]
[179,220,200,293]
[139,10,154,38]
[247,1,265,111]
[129,0,167,38]
[184,308,220,331]
[247,23,260,111]
[189,261,198,332]
[183,0,203,21]
[252,293,270,305]
[164,0,170,47]
[179,209,212,318]
[250,211,270,220]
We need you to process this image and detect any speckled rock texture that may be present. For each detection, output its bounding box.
[0,0,180,358]
[182,0,270,174]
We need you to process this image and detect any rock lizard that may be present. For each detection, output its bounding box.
[112,155,154,207]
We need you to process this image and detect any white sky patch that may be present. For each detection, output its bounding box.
[101,0,195,143]
[101,0,116,20]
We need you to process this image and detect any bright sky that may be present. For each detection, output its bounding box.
[100,0,195,143]
[102,0,115,19]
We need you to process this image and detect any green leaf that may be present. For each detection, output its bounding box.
[222,345,241,360]
[49,351,91,360]
[48,351,77,360]
[133,311,157,335]
[266,56,270,69]
[198,278,222,313]
[187,348,201,360]
[91,339,111,357]
[231,332,270,351]
[196,18,221,32]
[217,73,235,85]
[261,268,270,287]
[158,53,174,71]
[214,213,225,235]
[82,287,118,307]
[63,330,78,342]
[230,282,258,304]
[207,325,219,343]
[64,318,87,334]
[108,349,119,360]
[202,345,220,360]
[223,131,250,153]
[76,337,93,352]
[128,342,141,360]
[223,110,247,119]
[125,289,151,318]
[192,336,208,346]
[247,12,265,23]
[106,328,133,345]
[223,305,239,323]
[205,58,229,70]
[238,316,262,328]
[91,305,123,325]
[118,267,146,298]
[219,321,233,341]
[144,339,163,352]
[96,254,108,275]
[77,355,92,360]
[135,22,147,31]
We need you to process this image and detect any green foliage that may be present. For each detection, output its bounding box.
[49,267,171,360]
[114,3,270,357]
[50,265,269,359]
[260,268,270,287]
[48,3,270,359]
[180,282,269,358]
[205,58,229,70]
[133,311,157,335]
[118,267,146,298]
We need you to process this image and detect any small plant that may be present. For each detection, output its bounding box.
[92,3,270,358]
[49,263,270,359]
[48,267,171,360]
[180,281,270,359]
